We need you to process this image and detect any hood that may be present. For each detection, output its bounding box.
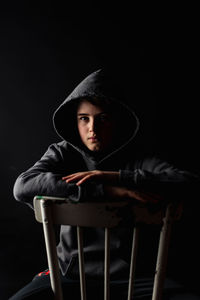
[53,69,140,159]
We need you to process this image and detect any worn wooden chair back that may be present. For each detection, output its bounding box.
[33,196,181,300]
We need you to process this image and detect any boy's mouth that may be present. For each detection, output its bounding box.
[88,136,99,142]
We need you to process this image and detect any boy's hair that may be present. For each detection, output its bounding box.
[77,97,119,115]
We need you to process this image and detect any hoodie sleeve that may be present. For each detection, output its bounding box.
[119,156,200,199]
[13,143,82,208]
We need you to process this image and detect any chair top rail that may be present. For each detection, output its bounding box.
[34,196,181,228]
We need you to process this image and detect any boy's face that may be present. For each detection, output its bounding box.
[77,100,115,152]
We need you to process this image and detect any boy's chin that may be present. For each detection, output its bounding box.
[88,145,102,152]
[86,142,105,152]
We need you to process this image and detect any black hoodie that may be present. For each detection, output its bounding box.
[13,69,199,279]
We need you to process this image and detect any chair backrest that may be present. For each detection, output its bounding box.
[33,196,181,300]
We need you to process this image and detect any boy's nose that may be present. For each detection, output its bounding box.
[89,119,97,132]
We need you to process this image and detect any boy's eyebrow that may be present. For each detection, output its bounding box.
[77,112,107,116]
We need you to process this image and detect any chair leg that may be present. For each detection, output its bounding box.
[127,227,140,300]
[40,199,63,300]
[77,226,87,300]
[152,204,173,300]
[104,228,110,300]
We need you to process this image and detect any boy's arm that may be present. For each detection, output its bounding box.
[62,157,200,202]
[119,156,200,194]
[62,170,164,203]
[13,143,82,207]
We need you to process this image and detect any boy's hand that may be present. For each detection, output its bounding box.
[62,171,163,204]
[62,170,119,186]
[104,186,162,204]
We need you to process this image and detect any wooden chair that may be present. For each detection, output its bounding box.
[33,196,181,300]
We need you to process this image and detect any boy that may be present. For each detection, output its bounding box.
[11,69,200,299]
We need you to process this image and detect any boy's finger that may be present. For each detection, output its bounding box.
[62,174,82,181]
[62,174,78,180]
[76,175,93,185]
[62,172,91,180]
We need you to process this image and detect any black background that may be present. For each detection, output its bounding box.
[0,6,199,299]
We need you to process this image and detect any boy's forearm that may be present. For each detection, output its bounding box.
[62,170,120,185]
[13,172,81,206]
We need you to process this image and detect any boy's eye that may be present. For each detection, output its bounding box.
[79,116,89,121]
[99,114,110,122]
